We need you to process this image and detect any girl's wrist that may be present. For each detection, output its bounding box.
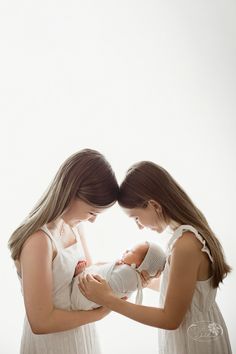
[105,294,123,310]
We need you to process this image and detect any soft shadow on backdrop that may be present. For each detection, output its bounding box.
[1,1,236,353]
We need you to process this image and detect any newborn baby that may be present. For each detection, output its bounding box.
[70,242,166,310]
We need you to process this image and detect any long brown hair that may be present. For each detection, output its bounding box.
[9,149,119,260]
[118,161,231,288]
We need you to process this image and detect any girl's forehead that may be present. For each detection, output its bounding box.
[122,207,141,217]
[90,207,104,213]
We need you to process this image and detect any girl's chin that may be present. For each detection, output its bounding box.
[70,219,81,226]
[150,226,162,233]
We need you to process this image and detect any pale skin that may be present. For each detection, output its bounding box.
[120,243,149,267]
[79,200,212,330]
[16,198,111,334]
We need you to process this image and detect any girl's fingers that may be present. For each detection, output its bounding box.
[79,284,86,296]
[85,273,94,281]
[78,281,85,295]
[92,274,104,282]
[155,271,161,278]
[78,275,86,290]
[78,273,91,288]
[140,270,151,287]
[141,270,151,280]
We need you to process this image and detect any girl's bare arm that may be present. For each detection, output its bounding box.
[146,277,161,291]
[79,232,202,330]
[20,231,109,334]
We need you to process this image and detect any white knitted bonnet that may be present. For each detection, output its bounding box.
[136,241,166,276]
[133,242,166,304]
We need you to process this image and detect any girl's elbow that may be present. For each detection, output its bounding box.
[153,322,179,330]
[160,309,183,330]
[27,308,56,334]
[28,317,52,335]
[30,323,50,335]
[165,317,183,330]
[165,322,180,330]
[31,327,46,335]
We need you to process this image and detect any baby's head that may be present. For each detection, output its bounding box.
[122,243,149,268]
[122,241,166,276]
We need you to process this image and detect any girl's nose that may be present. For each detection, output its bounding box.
[136,219,144,229]
[88,215,97,223]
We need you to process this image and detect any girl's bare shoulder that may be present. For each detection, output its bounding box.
[20,229,53,259]
[172,231,203,256]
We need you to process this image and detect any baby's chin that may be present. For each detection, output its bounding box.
[119,259,130,266]
[121,260,139,268]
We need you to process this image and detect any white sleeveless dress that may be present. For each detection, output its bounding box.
[19,224,101,354]
[158,225,232,354]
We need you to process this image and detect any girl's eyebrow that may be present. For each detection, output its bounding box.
[91,210,101,214]
[89,211,98,216]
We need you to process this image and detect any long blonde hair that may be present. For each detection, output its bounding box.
[118,161,231,288]
[9,149,119,260]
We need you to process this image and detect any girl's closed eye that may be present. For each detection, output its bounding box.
[89,212,99,216]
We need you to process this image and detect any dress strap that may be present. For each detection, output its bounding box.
[167,225,213,263]
[40,225,61,251]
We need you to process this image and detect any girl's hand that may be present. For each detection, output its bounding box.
[78,274,115,306]
[140,270,151,287]
[140,270,162,287]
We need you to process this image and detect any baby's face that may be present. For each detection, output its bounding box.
[121,243,148,267]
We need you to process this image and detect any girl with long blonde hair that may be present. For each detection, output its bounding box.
[9,148,119,354]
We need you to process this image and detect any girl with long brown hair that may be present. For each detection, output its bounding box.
[79,161,232,354]
[8,148,119,354]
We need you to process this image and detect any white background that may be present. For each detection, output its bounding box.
[1,1,236,353]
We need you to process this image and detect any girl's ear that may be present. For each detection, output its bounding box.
[148,200,162,211]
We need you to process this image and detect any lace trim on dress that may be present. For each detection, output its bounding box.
[168,225,214,263]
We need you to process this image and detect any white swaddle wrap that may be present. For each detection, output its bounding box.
[71,262,140,310]
[71,242,166,309]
